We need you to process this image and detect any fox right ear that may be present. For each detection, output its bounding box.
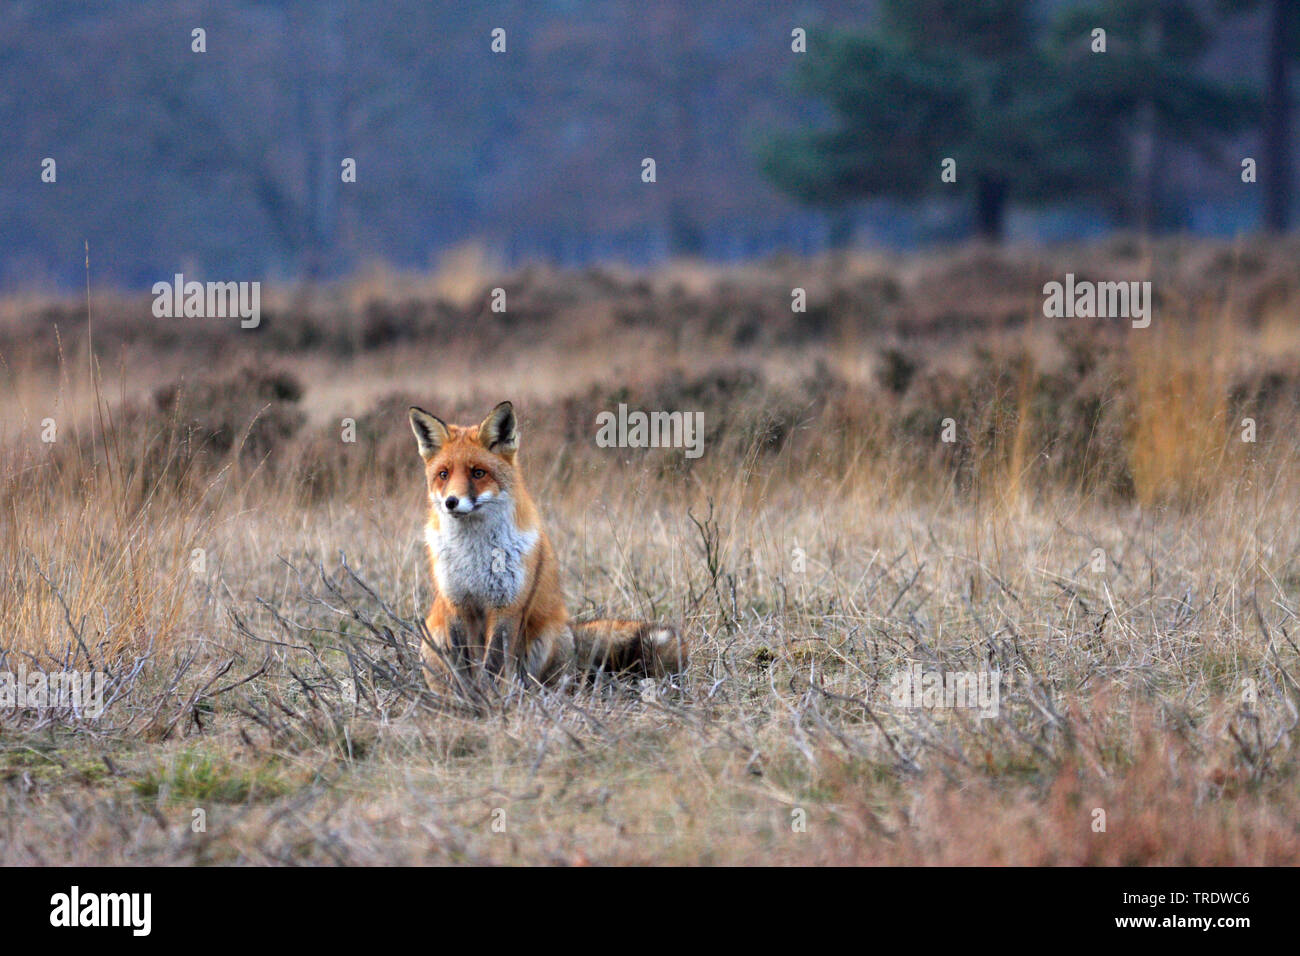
[408,407,449,460]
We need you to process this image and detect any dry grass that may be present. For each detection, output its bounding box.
[2,239,1300,865]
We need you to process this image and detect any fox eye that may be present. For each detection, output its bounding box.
[437,469,449,480]
[471,468,487,480]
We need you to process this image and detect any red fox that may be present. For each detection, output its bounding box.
[408,401,687,691]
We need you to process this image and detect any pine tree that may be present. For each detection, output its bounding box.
[1049,0,1259,230]
[1221,0,1298,230]
[763,0,1255,240]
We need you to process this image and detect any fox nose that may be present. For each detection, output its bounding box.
[444,495,474,514]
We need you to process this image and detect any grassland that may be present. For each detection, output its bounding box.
[2,237,1300,864]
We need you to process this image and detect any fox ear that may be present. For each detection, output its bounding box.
[478,401,518,456]
[409,406,449,460]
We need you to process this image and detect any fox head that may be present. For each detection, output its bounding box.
[408,401,520,520]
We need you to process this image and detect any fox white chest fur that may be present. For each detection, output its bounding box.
[425,500,539,609]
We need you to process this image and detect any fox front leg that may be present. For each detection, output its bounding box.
[482,613,521,685]
[421,613,483,701]
[445,604,487,678]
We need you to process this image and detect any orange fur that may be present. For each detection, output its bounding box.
[409,401,687,692]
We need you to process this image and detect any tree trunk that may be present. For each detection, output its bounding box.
[1263,0,1294,231]
[667,198,705,257]
[827,208,854,249]
[1134,99,1160,234]
[974,177,1007,241]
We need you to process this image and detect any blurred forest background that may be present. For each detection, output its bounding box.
[6,1,1300,867]
[0,0,1294,291]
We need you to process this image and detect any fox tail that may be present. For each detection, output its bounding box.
[569,620,688,678]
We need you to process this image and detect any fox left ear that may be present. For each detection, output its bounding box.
[479,401,518,456]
